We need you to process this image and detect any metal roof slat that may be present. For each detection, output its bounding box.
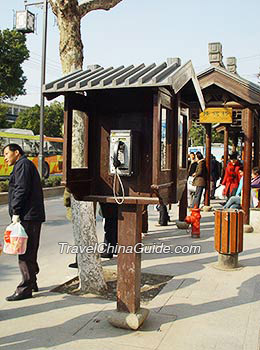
[125,63,156,85]
[138,62,167,84]
[55,70,91,90]
[66,67,104,89]
[87,66,125,87]
[152,62,181,83]
[100,65,134,87]
[112,64,145,86]
[77,68,112,88]
[44,69,82,90]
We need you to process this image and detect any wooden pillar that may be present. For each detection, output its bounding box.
[242,109,253,225]
[204,124,211,206]
[179,183,188,220]
[224,126,229,169]
[117,204,142,313]
[253,125,259,167]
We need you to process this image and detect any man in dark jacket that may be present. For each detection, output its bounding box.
[4,143,45,301]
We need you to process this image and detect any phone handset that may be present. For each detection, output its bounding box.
[113,140,125,169]
[112,140,125,204]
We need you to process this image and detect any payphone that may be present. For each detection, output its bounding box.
[109,130,132,176]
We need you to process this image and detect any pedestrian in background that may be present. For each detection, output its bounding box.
[222,153,241,198]
[191,151,207,208]
[4,143,45,301]
[210,155,220,199]
[187,152,198,205]
[99,203,118,258]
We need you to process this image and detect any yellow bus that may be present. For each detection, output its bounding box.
[0,131,63,178]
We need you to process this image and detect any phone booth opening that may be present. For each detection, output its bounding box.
[44,58,205,329]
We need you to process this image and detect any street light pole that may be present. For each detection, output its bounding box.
[22,0,48,178]
[38,0,48,178]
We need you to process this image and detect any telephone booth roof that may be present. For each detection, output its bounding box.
[43,59,205,110]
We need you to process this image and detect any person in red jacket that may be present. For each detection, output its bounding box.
[222,154,241,198]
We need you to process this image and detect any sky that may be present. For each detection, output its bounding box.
[1,0,260,107]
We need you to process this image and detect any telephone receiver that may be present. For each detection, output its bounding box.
[113,140,125,169]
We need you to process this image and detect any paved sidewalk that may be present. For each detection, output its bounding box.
[1,203,260,350]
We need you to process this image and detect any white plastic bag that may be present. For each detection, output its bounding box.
[215,185,226,200]
[3,223,28,255]
[187,176,196,193]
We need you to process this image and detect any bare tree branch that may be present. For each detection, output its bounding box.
[48,0,58,16]
[79,0,123,18]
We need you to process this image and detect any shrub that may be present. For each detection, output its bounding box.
[0,180,9,192]
[41,176,62,188]
[0,176,62,192]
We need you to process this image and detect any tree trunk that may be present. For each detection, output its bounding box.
[51,2,106,292]
[56,6,83,74]
[71,196,106,293]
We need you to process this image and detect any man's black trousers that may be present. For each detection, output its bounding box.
[16,221,42,295]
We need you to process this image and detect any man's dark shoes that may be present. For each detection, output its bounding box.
[100,252,113,259]
[6,292,32,301]
[32,283,39,292]
[68,262,78,268]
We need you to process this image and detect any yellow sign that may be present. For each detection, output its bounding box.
[199,108,232,123]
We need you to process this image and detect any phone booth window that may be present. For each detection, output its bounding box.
[71,110,88,169]
[160,107,170,171]
[179,115,184,167]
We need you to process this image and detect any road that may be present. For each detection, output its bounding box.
[0,196,104,305]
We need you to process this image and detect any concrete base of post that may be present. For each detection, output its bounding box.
[244,224,254,233]
[213,253,243,271]
[249,208,260,233]
[108,308,149,330]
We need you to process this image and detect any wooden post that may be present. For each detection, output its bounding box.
[224,126,229,169]
[242,108,253,225]
[205,124,211,206]
[117,204,142,313]
[179,183,188,220]
[253,125,259,167]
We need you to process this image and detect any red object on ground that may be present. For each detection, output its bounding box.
[185,207,201,238]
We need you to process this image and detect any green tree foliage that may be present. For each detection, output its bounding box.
[189,122,204,146]
[14,101,64,137]
[0,104,11,128]
[0,29,30,99]
[189,121,224,146]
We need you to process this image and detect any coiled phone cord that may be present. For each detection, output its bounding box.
[113,168,125,205]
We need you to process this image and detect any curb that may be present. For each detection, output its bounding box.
[0,186,65,205]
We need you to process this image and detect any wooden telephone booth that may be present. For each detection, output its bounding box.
[44,58,204,329]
